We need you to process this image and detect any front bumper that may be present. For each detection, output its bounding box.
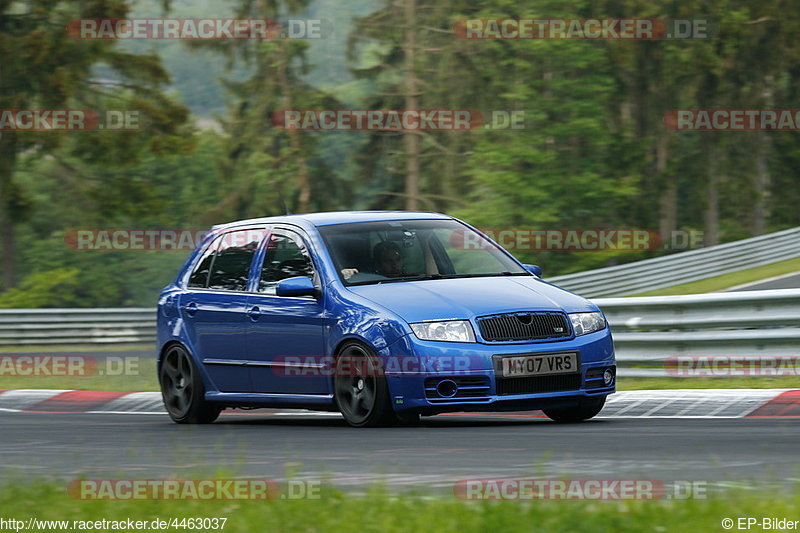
[380,327,616,415]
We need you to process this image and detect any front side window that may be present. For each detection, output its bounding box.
[258,232,315,295]
[205,229,266,291]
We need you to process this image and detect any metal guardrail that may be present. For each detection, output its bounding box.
[0,308,155,345]
[594,289,800,377]
[549,226,800,297]
[0,290,797,379]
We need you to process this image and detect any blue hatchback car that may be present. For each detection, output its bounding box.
[157,211,615,427]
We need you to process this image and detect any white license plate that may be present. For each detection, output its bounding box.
[497,352,578,378]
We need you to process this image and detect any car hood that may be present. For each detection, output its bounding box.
[346,276,597,323]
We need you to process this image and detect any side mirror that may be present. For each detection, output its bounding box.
[275,276,317,297]
[524,264,542,277]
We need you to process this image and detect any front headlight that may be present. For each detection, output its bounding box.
[569,312,606,336]
[410,320,476,343]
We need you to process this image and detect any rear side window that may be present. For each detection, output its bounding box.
[187,235,222,288]
[207,229,266,291]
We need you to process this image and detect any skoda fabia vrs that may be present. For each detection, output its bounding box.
[157,211,616,427]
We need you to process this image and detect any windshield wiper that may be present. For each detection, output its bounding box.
[422,272,527,279]
[373,272,527,284]
[374,274,443,284]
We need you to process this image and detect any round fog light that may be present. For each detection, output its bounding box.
[603,368,615,386]
[436,379,458,398]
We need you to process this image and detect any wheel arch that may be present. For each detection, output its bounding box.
[332,335,376,356]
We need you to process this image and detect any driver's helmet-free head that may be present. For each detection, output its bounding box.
[373,240,403,277]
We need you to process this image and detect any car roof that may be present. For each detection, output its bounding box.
[211,210,453,230]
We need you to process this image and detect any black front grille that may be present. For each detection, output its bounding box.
[585,368,605,379]
[496,373,581,395]
[477,312,571,342]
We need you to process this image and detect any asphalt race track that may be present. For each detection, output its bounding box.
[728,272,800,291]
[2,410,798,493]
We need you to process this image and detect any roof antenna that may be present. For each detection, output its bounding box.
[278,194,293,216]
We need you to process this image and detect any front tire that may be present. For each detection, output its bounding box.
[333,342,398,427]
[543,396,606,423]
[159,344,221,424]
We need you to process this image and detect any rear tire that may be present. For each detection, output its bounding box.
[159,344,221,424]
[333,342,398,427]
[543,396,606,423]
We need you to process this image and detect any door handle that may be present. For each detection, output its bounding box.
[247,306,261,321]
[181,301,198,317]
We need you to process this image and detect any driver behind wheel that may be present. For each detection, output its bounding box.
[341,240,405,279]
[373,241,404,278]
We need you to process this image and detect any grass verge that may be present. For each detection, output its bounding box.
[631,257,800,296]
[0,480,798,533]
[0,357,158,392]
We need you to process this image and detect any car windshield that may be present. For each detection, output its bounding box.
[319,219,528,286]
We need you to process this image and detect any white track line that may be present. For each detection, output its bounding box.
[0,389,795,418]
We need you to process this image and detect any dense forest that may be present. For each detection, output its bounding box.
[2,0,800,307]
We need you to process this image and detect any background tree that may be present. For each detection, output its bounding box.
[4,0,800,306]
[0,0,189,289]
[188,0,339,219]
